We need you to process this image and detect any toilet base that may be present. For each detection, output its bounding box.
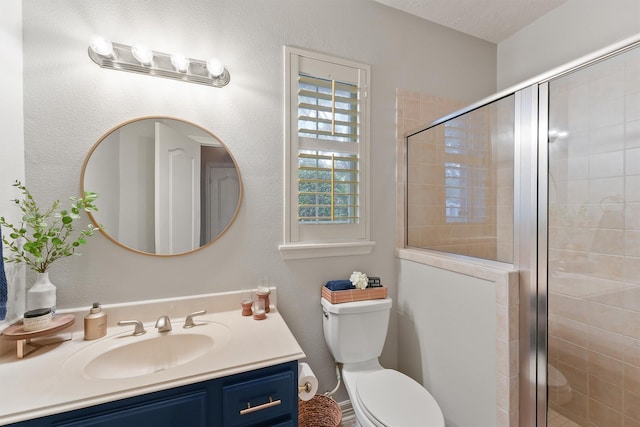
[341,360,384,427]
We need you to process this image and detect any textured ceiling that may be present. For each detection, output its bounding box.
[373,0,568,43]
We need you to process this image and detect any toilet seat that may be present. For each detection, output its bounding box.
[356,369,445,427]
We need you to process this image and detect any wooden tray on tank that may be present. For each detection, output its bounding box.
[321,286,387,304]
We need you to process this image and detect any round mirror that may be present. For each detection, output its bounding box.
[81,117,242,256]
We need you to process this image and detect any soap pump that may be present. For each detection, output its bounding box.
[84,302,107,340]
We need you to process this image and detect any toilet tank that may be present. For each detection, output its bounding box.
[321,297,392,363]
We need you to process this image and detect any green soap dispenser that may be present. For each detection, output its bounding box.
[84,302,107,340]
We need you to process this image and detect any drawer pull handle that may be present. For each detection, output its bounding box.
[240,396,282,415]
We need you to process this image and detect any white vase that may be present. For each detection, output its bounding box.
[27,272,56,316]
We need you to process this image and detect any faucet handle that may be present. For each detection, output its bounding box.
[184,310,207,328]
[118,320,146,336]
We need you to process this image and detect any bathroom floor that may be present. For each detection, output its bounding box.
[337,407,578,426]
[548,409,581,427]
[338,409,577,427]
[337,405,356,427]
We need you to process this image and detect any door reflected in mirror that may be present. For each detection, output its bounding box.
[81,117,242,256]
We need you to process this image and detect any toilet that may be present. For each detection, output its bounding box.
[321,297,445,427]
[548,363,572,405]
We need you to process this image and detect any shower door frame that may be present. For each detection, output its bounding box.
[515,82,544,427]
[535,81,550,427]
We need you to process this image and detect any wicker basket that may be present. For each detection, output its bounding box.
[298,395,342,427]
[322,285,387,304]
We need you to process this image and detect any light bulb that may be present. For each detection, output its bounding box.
[131,44,153,65]
[206,58,225,77]
[89,36,113,57]
[170,53,190,72]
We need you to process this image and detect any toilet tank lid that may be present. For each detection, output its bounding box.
[321,297,392,314]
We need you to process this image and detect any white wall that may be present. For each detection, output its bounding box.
[0,0,25,327]
[20,0,496,402]
[498,0,640,90]
[397,260,497,427]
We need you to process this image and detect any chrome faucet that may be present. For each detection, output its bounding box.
[118,320,146,336]
[155,315,172,332]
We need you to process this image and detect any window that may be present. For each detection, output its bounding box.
[280,47,374,259]
[443,119,489,224]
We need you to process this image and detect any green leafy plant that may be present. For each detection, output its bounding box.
[0,181,99,273]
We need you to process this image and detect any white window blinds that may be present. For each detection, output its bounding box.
[298,75,358,142]
[297,72,360,224]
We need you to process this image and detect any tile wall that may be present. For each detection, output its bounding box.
[547,46,640,427]
[402,90,514,263]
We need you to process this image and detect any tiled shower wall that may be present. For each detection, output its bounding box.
[495,99,515,263]
[402,90,514,263]
[547,47,640,426]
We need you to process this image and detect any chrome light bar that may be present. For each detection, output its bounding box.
[88,38,230,88]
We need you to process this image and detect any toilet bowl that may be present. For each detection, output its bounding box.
[548,363,572,405]
[343,360,444,427]
[321,297,445,427]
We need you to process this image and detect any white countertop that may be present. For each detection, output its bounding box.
[0,290,305,426]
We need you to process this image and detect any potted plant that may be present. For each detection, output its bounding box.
[0,181,99,314]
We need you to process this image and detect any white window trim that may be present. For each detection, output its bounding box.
[279,46,374,260]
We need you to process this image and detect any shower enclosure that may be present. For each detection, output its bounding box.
[406,36,640,426]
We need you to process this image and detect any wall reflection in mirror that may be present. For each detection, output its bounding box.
[82,117,242,256]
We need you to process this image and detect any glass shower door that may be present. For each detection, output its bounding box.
[546,44,640,426]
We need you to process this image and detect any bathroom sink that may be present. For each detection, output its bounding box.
[62,321,232,380]
[85,333,214,379]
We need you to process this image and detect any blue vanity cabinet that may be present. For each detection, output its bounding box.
[221,370,296,426]
[10,361,298,427]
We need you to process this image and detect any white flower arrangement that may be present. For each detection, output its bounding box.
[350,271,368,290]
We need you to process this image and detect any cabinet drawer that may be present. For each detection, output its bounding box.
[55,390,207,427]
[222,370,295,427]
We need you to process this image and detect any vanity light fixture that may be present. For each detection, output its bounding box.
[89,36,113,57]
[131,43,153,65]
[88,36,230,88]
[548,129,569,142]
[170,53,190,73]
[206,58,225,77]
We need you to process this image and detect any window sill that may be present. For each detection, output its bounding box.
[279,241,376,260]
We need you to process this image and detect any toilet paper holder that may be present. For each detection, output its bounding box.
[298,362,318,401]
[299,382,313,393]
